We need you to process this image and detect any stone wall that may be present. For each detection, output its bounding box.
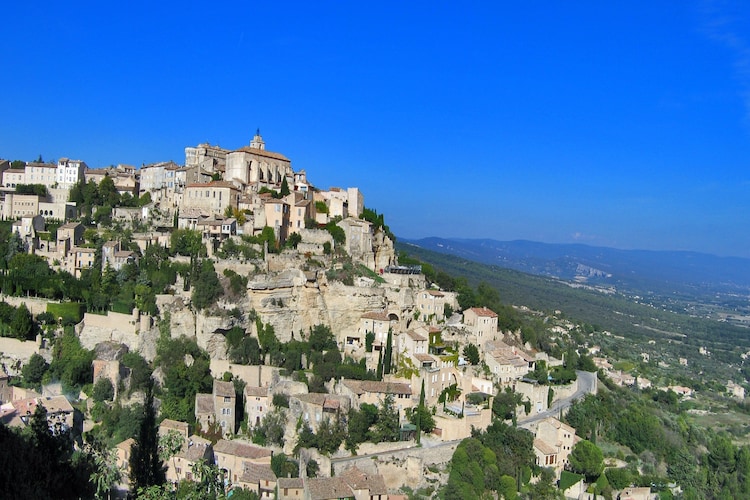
[331,440,458,491]
[0,337,40,375]
[1,296,53,316]
[209,361,279,387]
[78,310,148,354]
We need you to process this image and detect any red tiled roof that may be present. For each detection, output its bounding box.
[468,307,498,318]
[361,311,390,321]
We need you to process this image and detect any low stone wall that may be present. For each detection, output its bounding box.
[551,379,579,402]
[0,296,54,316]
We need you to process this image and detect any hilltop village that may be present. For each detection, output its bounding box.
[0,134,740,499]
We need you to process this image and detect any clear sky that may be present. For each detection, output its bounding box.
[2,1,750,257]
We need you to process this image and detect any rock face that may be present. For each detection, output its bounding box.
[373,229,396,272]
[246,269,389,343]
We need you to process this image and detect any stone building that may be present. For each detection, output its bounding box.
[224,131,293,188]
[182,181,240,214]
[463,307,498,342]
[56,158,87,188]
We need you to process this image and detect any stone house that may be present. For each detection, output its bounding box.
[56,158,87,188]
[213,439,272,487]
[399,327,429,360]
[183,181,240,215]
[139,160,180,194]
[277,477,304,500]
[305,466,388,500]
[56,222,85,256]
[289,393,350,433]
[184,142,229,172]
[463,307,498,342]
[263,198,290,243]
[482,340,534,384]
[2,168,26,188]
[245,385,270,428]
[336,217,375,269]
[238,462,277,499]
[531,417,578,477]
[194,379,237,435]
[0,396,76,436]
[335,379,413,414]
[356,311,392,351]
[284,192,313,234]
[159,418,190,440]
[71,247,96,277]
[25,162,58,188]
[433,403,492,441]
[164,434,213,484]
[102,240,136,272]
[415,289,455,323]
[727,380,745,399]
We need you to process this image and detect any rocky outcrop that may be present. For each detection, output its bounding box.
[373,229,395,271]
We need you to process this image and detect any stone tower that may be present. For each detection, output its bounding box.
[249,129,265,150]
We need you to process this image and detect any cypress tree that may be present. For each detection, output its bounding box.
[376,348,383,380]
[416,379,425,445]
[384,329,393,375]
[129,379,165,494]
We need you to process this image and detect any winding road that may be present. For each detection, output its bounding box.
[518,370,597,428]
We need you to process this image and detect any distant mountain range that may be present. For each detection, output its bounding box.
[400,237,750,298]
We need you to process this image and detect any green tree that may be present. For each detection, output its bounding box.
[90,446,121,500]
[121,351,152,395]
[22,353,49,386]
[98,175,119,206]
[156,336,212,422]
[129,380,166,493]
[285,232,301,249]
[271,453,298,479]
[316,416,345,455]
[346,403,378,452]
[92,378,115,402]
[373,394,400,442]
[493,387,522,422]
[170,229,206,257]
[463,343,480,365]
[252,407,287,447]
[280,177,291,196]
[383,329,393,375]
[526,467,563,499]
[191,259,223,310]
[568,439,604,482]
[605,467,633,490]
[230,336,262,365]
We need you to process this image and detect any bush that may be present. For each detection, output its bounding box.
[92,378,115,402]
[272,393,290,408]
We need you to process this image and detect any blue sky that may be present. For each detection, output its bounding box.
[2,1,750,257]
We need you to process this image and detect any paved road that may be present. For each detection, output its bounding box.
[331,371,597,466]
[330,436,460,465]
[518,370,597,428]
